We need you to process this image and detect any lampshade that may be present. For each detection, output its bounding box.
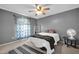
[67,29,76,37]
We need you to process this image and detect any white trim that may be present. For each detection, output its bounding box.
[0,40,23,47]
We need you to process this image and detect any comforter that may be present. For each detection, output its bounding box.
[31,34,55,49]
[28,34,55,54]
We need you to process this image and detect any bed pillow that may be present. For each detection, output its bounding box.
[38,32,48,36]
[47,29,56,33]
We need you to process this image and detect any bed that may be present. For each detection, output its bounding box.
[28,32,60,54]
[8,32,60,54]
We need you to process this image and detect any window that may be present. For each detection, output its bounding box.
[16,17,31,39]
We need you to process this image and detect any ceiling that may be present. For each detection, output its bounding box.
[0,4,79,19]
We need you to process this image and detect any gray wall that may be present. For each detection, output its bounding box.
[37,8,79,37]
[0,9,16,44]
[0,9,36,44]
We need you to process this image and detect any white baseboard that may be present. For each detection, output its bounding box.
[0,40,22,46]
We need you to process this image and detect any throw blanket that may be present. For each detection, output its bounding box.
[31,34,55,49]
[8,44,46,54]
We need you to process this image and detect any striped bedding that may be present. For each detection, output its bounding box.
[8,44,46,54]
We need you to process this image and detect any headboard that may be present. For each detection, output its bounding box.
[46,29,56,33]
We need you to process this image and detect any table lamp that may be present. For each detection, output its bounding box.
[67,29,76,39]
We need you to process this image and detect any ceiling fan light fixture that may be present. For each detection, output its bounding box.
[28,4,50,16]
[35,5,47,15]
[36,10,43,15]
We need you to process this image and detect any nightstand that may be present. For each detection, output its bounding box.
[63,36,78,48]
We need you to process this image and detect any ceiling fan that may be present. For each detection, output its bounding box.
[28,4,50,16]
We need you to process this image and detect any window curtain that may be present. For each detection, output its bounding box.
[16,16,31,39]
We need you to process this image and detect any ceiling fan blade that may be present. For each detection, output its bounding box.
[43,12,46,15]
[35,14,38,16]
[35,4,38,7]
[44,8,50,10]
[28,10,34,12]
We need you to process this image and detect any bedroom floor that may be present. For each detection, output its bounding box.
[55,41,79,54]
[0,40,79,54]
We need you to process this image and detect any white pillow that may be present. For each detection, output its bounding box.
[38,32,49,36]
